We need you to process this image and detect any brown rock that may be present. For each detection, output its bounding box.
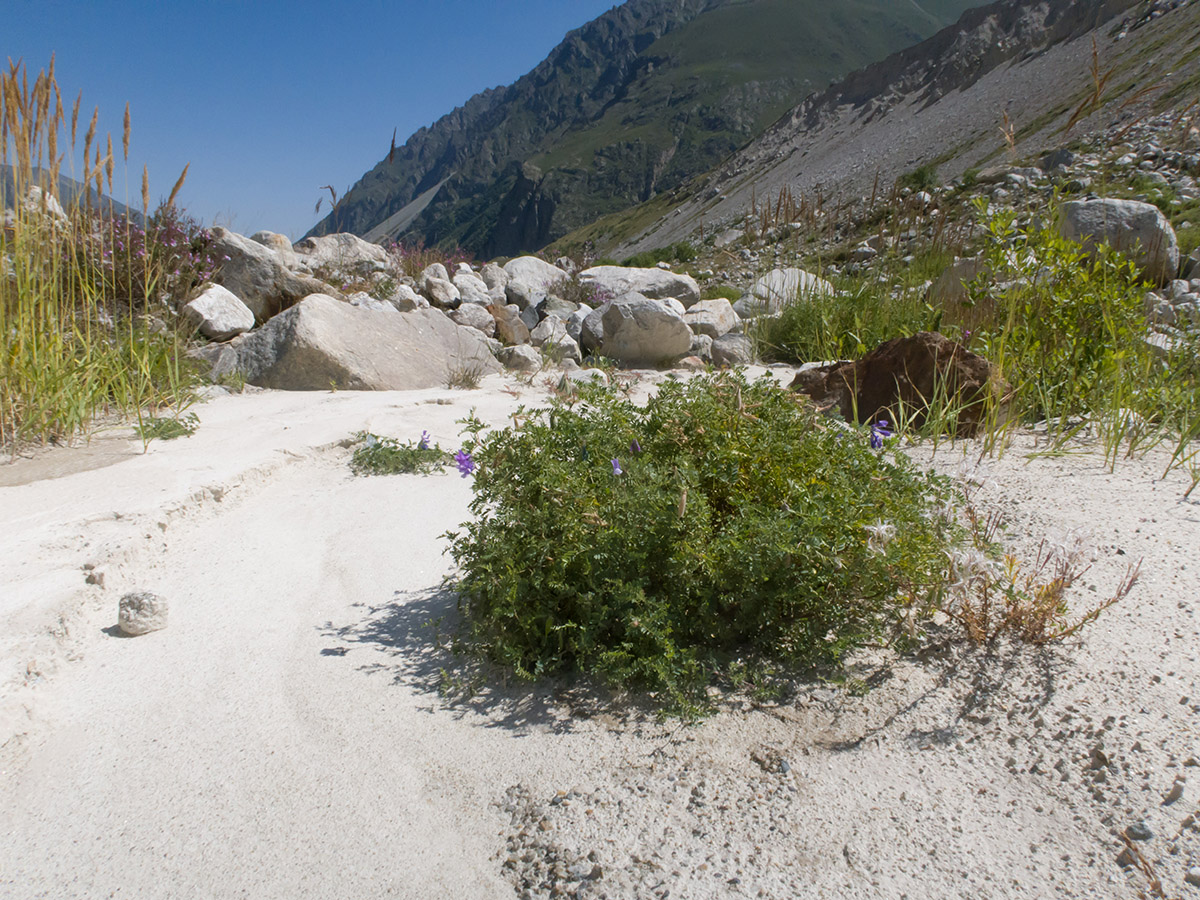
[790,332,1006,436]
[489,303,531,345]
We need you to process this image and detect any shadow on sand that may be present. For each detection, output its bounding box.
[318,585,656,736]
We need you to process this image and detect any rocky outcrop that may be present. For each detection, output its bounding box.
[205,294,499,391]
[292,233,388,277]
[1057,198,1180,285]
[790,331,1005,436]
[210,227,336,322]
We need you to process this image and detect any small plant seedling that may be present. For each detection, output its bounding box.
[136,412,199,442]
[349,431,447,476]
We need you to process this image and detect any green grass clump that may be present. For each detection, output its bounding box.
[350,431,447,476]
[447,373,962,713]
[621,241,697,269]
[897,164,939,192]
[136,412,198,442]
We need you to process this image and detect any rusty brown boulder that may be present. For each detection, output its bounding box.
[790,332,1006,436]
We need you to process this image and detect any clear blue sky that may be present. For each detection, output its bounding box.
[6,1,618,238]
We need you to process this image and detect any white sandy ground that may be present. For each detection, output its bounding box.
[1,370,1198,899]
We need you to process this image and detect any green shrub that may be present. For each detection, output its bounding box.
[968,203,1151,424]
[898,164,938,192]
[447,373,961,712]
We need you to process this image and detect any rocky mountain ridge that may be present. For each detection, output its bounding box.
[306,0,984,257]
[597,0,1197,256]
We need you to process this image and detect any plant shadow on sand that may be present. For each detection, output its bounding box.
[318,586,661,735]
[320,585,1074,748]
[814,638,1071,753]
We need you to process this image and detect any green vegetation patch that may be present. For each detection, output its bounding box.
[447,373,960,713]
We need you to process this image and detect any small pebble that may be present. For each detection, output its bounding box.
[1125,821,1153,842]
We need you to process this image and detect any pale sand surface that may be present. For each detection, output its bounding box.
[1,371,1198,899]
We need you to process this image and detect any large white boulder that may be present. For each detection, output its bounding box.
[599,293,694,365]
[503,256,570,309]
[207,294,499,390]
[292,233,388,275]
[579,265,701,308]
[683,298,739,338]
[1058,198,1179,285]
[453,271,492,305]
[736,268,834,318]
[182,284,255,341]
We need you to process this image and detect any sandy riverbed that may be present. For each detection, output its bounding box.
[1,370,1197,899]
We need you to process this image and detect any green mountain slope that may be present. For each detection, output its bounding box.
[308,0,985,256]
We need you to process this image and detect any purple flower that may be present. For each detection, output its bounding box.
[611,458,623,476]
[454,449,476,478]
[629,438,642,455]
[869,420,892,450]
[418,430,430,450]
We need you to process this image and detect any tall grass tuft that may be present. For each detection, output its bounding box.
[1,58,210,449]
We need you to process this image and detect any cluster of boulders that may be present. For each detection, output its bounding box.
[183,225,849,389]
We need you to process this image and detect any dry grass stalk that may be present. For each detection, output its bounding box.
[166,163,188,208]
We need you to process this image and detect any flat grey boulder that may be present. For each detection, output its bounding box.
[208,294,499,390]
[579,265,700,308]
[211,227,335,322]
[496,344,542,372]
[684,298,739,338]
[119,591,168,636]
[1058,198,1179,285]
[450,303,496,338]
[600,293,693,365]
[182,284,255,341]
[711,334,754,367]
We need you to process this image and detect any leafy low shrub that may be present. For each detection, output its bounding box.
[447,373,962,711]
[350,431,447,476]
[898,164,938,192]
[136,412,198,442]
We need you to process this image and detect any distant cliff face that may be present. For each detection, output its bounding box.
[307,0,984,256]
[603,0,1159,258]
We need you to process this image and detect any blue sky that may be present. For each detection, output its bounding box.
[6,1,618,238]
